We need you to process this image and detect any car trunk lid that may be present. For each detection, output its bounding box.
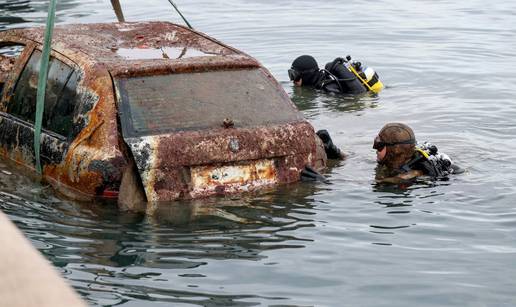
[123,121,319,201]
[115,68,321,201]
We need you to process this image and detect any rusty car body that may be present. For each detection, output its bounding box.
[0,22,326,204]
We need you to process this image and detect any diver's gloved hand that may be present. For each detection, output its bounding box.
[316,129,344,160]
[300,165,329,184]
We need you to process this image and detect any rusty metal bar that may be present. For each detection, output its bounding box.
[110,0,126,22]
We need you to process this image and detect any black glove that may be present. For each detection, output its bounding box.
[300,165,329,183]
[317,130,343,160]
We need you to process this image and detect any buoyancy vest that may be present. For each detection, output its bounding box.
[317,58,367,94]
[315,57,384,95]
[401,142,462,178]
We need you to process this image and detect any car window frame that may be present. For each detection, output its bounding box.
[0,44,20,94]
[0,41,31,102]
[2,44,82,142]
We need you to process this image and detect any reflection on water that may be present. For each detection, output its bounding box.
[0,1,31,28]
[285,83,380,117]
[2,0,516,306]
[0,0,91,30]
[1,157,325,305]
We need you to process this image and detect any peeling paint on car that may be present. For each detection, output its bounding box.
[0,22,327,203]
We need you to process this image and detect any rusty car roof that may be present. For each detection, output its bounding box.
[1,22,260,76]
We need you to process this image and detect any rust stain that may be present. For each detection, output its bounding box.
[137,121,326,201]
[0,22,328,203]
[41,67,128,198]
[1,22,259,78]
[190,159,278,197]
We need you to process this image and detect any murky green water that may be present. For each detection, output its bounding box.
[2,0,516,306]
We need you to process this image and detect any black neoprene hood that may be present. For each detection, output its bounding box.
[292,55,319,72]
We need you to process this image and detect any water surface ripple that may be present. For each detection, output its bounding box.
[1,0,516,306]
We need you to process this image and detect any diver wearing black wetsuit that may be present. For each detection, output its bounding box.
[288,55,383,95]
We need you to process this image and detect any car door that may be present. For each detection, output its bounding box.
[0,46,80,169]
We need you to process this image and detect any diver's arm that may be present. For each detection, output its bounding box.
[316,129,345,160]
[376,170,424,184]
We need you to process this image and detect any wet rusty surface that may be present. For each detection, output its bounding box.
[0,56,15,84]
[41,69,127,200]
[127,121,326,201]
[0,29,128,200]
[0,21,327,203]
[190,159,278,197]
[1,22,260,77]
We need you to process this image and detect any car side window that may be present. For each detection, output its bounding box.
[8,49,79,139]
[46,70,79,137]
[0,44,25,95]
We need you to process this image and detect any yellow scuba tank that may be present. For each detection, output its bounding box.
[362,66,384,94]
[344,56,384,94]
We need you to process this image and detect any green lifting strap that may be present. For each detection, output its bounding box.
[34,0,58,175]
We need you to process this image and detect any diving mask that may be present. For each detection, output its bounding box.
[288,68,301,82]
[288,67,318,82]
[373,135,416,150]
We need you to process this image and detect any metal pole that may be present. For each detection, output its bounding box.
[34,0,58,175]
[110,0,126,22]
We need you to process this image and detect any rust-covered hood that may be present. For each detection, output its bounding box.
[124,121,322,201]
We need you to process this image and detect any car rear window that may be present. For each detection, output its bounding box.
[116,69,303,137]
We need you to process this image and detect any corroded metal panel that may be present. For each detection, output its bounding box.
[125,121,325,201]
[0,36,128,199]
[0,22,327,202]
[190,159,278,197]
[0,22,259,77]
[41,68,128,200]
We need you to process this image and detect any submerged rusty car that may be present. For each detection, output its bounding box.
[0,22,326,204]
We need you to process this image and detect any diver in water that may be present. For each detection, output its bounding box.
[287,56,351,182]
[300,129,345,183]
[373,123,463,183]
[288,55,383,95]
[317,129,344,160]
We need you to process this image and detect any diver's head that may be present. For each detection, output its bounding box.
[373,123,416,169]
[289,55,320,86]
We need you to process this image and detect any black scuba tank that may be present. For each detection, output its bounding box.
[324,58,367,94]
